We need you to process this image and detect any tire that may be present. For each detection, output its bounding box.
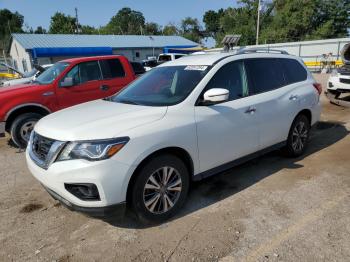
[131,154,190,224]
[284,114,310,157]
[10,113,42,148]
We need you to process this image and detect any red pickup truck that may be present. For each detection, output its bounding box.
[0,55,136,148]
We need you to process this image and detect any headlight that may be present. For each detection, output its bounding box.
[57,137,129,162]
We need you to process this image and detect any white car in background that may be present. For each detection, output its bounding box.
[26,50,321,223]
[327,66,350,96]
[1,64,53,87]
[157,53,187,64]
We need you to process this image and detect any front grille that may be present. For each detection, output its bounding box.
[339,78,350,84]
[32,132,55,162]
[29,132,66,169]
[338,66,350,75]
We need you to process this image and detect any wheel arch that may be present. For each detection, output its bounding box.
[295,109,312,125]
[125,146,194,205]
[5,104,51,132]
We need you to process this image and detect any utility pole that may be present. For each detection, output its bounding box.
[256,0,261,45]
[75,7,79,34]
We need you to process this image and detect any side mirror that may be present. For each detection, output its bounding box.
[203,88,229,104]
[60,77,73,87]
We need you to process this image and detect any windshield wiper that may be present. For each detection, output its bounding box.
[117,99,141,105]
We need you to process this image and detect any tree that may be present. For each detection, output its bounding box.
[203,9,224,38]
[180,17,203,43]
[144,22,161,35]
[105,7,145,34]
[34,26,46,34]
[81,25,98,35]
[162,23,180,35]
[0,9,24,49]
[49,12,76,34]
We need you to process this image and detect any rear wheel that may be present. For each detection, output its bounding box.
[131,155,190,224]
[284,114,310,157]
[10,113,42,148]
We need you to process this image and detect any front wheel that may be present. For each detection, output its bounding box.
[10,113,42,148]
[284,114,310,157]
[131,155,190,224]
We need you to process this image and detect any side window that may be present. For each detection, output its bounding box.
[100,59,125,79]
[204,61,248,101]
[175,55,184,59]
[245,58,286,95]
[60,64,80,86]
[280,58,307,84]
[79,61,101,83]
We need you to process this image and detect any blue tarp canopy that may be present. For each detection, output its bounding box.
[31,47,113,58]
[163,45,200,54]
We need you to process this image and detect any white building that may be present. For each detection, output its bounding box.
[9,33,200,72]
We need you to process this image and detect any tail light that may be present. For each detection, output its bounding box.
[313,83,322,95]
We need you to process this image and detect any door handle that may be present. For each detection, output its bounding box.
[100,85,110,91]
[289,94,299,101]
[245,107,256,114]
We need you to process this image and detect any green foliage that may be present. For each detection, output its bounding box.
[49,12,76,34]
[163,23,180,35]
[34,26,46,34]
[104,7,145,34]
[144,22,161,35]
[180,17,203,43]
[0,9,24,49]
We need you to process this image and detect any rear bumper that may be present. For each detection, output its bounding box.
[45,186,126,218]
[0,122,5,137]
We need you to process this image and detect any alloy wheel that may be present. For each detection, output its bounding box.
[20,120,36,142]
[292,121,308,152]
[143,166,182,214]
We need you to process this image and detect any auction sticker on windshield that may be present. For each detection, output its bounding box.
[184,65,208,71]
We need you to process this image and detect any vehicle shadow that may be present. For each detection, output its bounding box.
[105,121,349,228]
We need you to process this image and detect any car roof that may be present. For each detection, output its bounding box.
[158,51,298,67]
[60,55,122,63]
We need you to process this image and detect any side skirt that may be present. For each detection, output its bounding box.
[193,141,287,181]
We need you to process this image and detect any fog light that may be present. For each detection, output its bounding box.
[65,183,100,201]
[328,82,334,88]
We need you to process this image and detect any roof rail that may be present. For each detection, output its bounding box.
[237,48,289,55]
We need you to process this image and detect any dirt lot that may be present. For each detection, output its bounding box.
[0,74,349,262]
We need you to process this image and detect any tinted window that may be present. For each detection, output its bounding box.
[205,61,248,101]
[245,58,286,95]
[61,64,80,86]
[280,58,307,84]
[79,61,101,83]
[175,55,184,59]
[100,59,125,79]
[131,62,146,75]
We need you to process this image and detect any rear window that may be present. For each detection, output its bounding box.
[99,59,125,79]
[280,58,307,84]
[245,58,286,95]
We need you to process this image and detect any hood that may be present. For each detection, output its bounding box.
[2,77,32,87]
[0,83,36,93]
[35,100,167,141]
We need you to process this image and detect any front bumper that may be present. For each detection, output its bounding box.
[45,186,126,218]
[0,122,5,137]
[26,149,135,212]
[327,75,350,93]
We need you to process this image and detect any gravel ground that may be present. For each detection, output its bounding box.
[0,74,349,262]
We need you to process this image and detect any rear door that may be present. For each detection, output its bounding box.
[56,60,106,109]
[244,58,304,150]
[99,58,131,96]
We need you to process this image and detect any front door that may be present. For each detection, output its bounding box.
[195,60,259,172]
[56,60,108,109]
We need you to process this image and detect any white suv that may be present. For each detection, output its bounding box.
[26,50,321,223]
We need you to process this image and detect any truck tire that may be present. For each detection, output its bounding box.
[10,113,42,148]
[131,154,190,224]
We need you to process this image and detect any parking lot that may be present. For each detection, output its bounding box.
[0,74,349,262]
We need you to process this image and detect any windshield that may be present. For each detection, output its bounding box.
[35,62,70,85]
[112,65,209,106]
[158,55,172,62]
